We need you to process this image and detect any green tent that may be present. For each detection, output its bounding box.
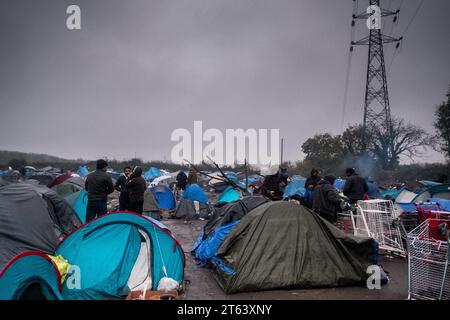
[212,201,377,294]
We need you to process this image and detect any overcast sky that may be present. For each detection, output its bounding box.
[0,0,449,164]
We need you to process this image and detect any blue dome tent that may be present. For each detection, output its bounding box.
[0,251,63,300]
[217,186,240,205]
[396,184,450,212]
[183,184,209,204]
[0,213,185,300]
[144,167,161,181]
[149,185,176,210]
[65,190,88,223]
[55,213,184,299]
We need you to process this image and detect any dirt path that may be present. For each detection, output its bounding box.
[162,218,409,300]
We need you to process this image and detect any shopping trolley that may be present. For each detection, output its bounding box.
[355,200,406,255]
[408,218,450,300]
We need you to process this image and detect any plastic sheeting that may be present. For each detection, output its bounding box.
[283,177,306,198]
[149,185,176,210]
[217,186,240,205]
[144,167,161,181]
[183,184,208,204]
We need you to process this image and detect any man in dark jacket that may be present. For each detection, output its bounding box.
[313,175,341,224]
[85,159,115,222]
[261,167,288,201]
[126,167,147,214]
[115,166,132,211]
[343,168,369,204]
[305,169,321,209]
[176,170,188,191]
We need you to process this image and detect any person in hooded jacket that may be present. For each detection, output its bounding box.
[304,169,321,208]
[343,168,368,204]
[176,170,188,191]
[313,175,342,224]
[126,167,147,214]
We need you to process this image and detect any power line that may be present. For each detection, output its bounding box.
[401,0,425,37]
[387,0,423,75]
[340,0,359,132]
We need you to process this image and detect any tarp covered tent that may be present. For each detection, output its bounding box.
[183,184,209,204]
[175,199,211,220]
[144,167,161,181]
[381,188,404,200]
[49,173,74,188]
[203,196,269,236]
[212,201,378,294]
[29,173,55,187]
[192,196,269,264]
[396,184,450,212]
[77,166,89,178]
[0,182,81,271]
[429,197,450,211]
[283,177,306,198]
[0,252,63,300]
[216,186,240,206]
[149,185,176,210]
[52,182,83,198]
[54,213,184,299]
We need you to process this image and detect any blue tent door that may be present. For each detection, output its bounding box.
[150,186,176,210]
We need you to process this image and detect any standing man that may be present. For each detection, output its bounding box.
[305,169,321,209]
[343,168,368,204]
[126,167,147,214]
[115,166,132,211]
[85,159,115,222]
[313,175,342,224]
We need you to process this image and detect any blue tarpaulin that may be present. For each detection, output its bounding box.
[333,179,346,192]
[217,186,240,205]
[183,184,209,204]
[143,167,161,181]
[283,177,306,198]
[193,221,240,265]
[77,166,89,177]
[430,198,450,211]
[150,185,176,210]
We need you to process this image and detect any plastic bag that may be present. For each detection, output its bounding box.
[157,277,179,292]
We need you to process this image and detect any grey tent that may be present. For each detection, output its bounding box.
[0,182,81,271]
[175,199,212,220]
[212,201,377,294]
[204,196,269,237]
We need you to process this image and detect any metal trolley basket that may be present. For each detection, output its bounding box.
[354,200,406,255]
[407,216,450,300]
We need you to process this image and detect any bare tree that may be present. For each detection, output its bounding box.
[370,117,434,170]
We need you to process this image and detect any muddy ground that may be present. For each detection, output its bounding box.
[162,218,409,300]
